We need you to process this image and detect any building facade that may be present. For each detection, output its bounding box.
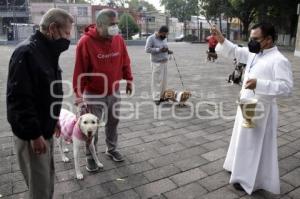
[0,0,30,39]
[29,2,91,42]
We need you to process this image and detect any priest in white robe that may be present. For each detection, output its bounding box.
[213,23,293,194]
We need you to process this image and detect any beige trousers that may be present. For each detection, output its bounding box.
[151,61,168,100]
[15,136,54,199]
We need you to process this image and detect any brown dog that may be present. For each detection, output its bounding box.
[175,91,192,106]
[163,89,176,101]
[207,50,218,62]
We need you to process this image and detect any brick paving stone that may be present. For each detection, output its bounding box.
[202,140,228,151]
[148,153,181,168]
[278,145,299,160]
[121,130,150,140]
[12,181,27,194]
[164,182,208,199]
[156,143,186,155]
[147,126,173,134]
[175,146,208,159]
[129,124,154,132]
[201,148,227,161]
[184,130,208,139]
[181,136,211,148]
[102,190,140,199]
[0,183,12,197]
[144,165,181,182]
[54,180,81,195]
[160,135,186,145]
[280,181,296,195]
[198,171,230,191]
[118,138,144,149]
[282,168,300,187]
[117,161,154,177]
[200,186,239,199]
[63,184,110,199]
[170,168,208,186]
[289,139,300,150]
[279,156,300,175]
[174,156,208,171]
[288,187,300,199]
[120,140,165,156]
[278,137,291,147]
[126,150,159,163]
[200,158,225,176]
[101,173,149,194]
[77,169,122,189]
[135,179,177,199]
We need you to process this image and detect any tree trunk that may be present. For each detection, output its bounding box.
[242,20,250,41]
[219,15,222,31]
[227,17,231,40]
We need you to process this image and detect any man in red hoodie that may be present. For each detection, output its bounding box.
[206,32,218,62]
[73,9,133,170]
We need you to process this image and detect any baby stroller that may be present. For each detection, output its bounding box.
[227,58,246,85]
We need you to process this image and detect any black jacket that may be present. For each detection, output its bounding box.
[6,31,63,140]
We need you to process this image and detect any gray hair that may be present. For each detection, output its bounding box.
[39,8,74,31]
[96,9,118,27]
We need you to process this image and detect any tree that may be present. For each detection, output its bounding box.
[160,0,199,22]
[97,0,157,11]
[228,0,261,39]
[97,0,126,7]
[119,13,139,39]
[128,0,157,11]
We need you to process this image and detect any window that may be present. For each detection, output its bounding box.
[78,7,88,17]
[147,16,155,23]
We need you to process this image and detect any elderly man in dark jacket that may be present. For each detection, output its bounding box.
[6,8,73,199]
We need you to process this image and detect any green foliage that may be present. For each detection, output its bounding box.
[98,0,156,11]
[119,13,139,39]
[200,0,299,38]
[160,0,199,22]
[128,0,157,11]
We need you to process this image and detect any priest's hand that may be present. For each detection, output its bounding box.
[245,79,257,90]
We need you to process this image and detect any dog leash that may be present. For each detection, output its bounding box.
[171,54,185,89]
[76,103,90,118]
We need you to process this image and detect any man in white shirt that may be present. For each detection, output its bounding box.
[212,22,293,195]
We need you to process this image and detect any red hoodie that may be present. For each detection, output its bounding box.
[206,35,218,49]
[73,24,133,97]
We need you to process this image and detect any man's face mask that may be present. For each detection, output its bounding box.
[248,37,265,54]
[50,26,71,55]
[159,34,167,40]
[107,25,119,36]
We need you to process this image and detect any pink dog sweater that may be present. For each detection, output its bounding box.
[56,109,86,142]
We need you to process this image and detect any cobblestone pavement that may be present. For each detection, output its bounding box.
[0,42,300,199]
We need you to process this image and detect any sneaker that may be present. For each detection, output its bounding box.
[86,158,99,172]
[105,150,124,162]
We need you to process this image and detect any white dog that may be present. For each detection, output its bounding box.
[55,108,104,180]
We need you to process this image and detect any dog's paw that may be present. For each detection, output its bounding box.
[63,148,69,153]
[76,173,84,180]
[62,156,70,162]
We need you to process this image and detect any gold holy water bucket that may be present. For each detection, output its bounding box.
[238,98,258,128]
